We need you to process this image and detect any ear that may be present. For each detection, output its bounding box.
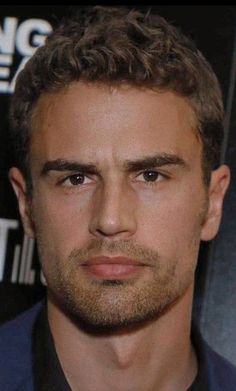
[200,164,230,241]
[8,167,35,239]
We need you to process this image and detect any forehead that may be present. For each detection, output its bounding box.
[30,82,200,164]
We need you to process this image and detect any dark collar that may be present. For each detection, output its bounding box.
[32,303,71,391]
[32,304,208,391]
[187,326,209,390]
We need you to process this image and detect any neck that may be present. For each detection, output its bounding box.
[48,284,197,391]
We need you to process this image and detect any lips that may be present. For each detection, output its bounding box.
[81,256,145,279]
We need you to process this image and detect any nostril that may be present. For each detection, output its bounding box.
[96,228,126,237]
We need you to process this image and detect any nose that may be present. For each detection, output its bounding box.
[89,180,137,239]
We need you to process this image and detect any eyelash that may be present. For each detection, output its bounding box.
[135,170,165,185]
[59,173,93,187]
[59,170,167,188]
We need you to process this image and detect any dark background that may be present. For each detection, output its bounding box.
[1,5,236,364]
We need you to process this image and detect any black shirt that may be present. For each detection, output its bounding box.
[32,305,208,390]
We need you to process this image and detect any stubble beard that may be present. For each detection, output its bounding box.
[39,237,199,332]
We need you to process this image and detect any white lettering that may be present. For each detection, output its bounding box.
[0,17,17,54]
[17,235,36,285]
[16,18,52,56]
[40,270,47,286]
[0,53,12,89]
[0,53,12,65]
[0,218,18,281]
[0,17,52,94]
[11,244,20,283]
[23,236,35,284]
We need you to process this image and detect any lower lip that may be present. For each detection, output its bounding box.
[83,264,143,279]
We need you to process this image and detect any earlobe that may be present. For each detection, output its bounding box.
[8,167,35,239]
[200,164,230,241]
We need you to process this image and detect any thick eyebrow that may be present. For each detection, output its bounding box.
[124,153,188,172]
[41,159,99,176]
[41,153,188,177]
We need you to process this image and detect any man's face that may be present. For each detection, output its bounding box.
[11,82,229,329]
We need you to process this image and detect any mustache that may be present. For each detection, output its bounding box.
[68,239,160,267]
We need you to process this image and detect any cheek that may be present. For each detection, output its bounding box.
[31,191,91,258]
[136,185,206,256]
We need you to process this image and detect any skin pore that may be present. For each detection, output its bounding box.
[9,82,230,390]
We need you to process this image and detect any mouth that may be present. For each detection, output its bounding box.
[81,256,147,280]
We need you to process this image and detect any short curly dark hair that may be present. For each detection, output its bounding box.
[9,6,224,190]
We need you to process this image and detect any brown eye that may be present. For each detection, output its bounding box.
[142,171,159,182]
[69,174,85,185]
[61,173,93,188]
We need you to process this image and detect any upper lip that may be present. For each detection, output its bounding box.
[83,256,144,266]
